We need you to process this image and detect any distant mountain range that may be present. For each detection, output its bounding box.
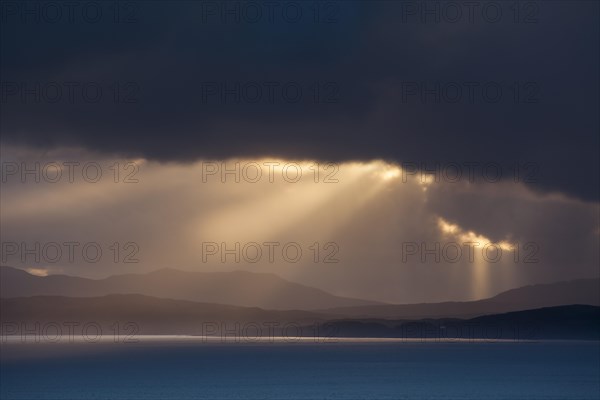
[0,266,381,310]
[0,294,326,336]
[1,266,598,319]
[318,278,600,319]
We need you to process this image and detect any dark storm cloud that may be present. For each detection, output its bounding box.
[1,1,598,200]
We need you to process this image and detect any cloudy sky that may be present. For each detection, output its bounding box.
[1,1,598,303]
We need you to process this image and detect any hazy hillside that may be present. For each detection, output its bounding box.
[0,294,327,336]
[317,278,600,319]
[2,266,598,319]
[0,266,380,310]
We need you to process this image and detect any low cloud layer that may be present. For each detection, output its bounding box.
[1,1,598,201]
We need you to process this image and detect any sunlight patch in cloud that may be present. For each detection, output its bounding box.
[437,218,514,251]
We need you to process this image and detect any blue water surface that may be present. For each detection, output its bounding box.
[1,339,598,399]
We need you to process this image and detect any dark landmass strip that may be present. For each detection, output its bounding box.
[1,295,598,340]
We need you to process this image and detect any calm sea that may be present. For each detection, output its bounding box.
[1,338,598,399]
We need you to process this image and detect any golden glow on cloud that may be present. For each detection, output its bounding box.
[437,218,514,251]
[380,166,401,181]
[438,219,460,235]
